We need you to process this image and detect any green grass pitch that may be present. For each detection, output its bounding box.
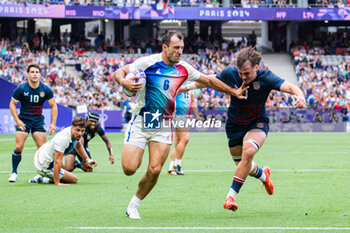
[0,132,349,233]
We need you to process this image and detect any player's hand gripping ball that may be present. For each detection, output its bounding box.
[123,69,146,97]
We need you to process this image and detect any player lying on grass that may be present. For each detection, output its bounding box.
[63,112,114,172]
[180,47,306,211]
[28,117,97,185]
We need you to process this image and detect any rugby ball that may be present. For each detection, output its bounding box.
[123,69,146,97]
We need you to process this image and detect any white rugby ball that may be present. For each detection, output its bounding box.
[123,69,146,97]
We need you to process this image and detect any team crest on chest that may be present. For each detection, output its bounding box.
[253,81,260,90]
[39,92,45,97]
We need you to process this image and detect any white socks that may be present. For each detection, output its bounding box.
[128,195,142,209]
[227,188,237,199]
[174,159,182,166]
[168,161,175,170]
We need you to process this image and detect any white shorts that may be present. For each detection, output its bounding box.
[124,115,173,149]
[34,150,65,179]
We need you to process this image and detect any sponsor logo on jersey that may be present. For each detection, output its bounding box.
[253,81,260,90]
[40,92,45,97]
[156,69,161,75]
[257,123,264,128]
[24,92,29,96]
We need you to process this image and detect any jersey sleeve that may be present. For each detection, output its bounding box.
[12,86,22,102]
[45,85,54,100]
[264,70,285,91]
[180,61,201,81]
[53,136,70,153]
[129,54,160,72]
[97,125,106,137]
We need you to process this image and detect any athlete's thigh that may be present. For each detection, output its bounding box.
[148,141,171,168]
[15,131,29,148]
[243,129,267,148]
[60,170,78,183]
[121,144,144,169]
[64,154,75,166]
[32,131,47,148]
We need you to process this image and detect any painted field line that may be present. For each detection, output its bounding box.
[67,226,350,230]
[0,169,349,174]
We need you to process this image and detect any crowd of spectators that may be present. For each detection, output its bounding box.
[288,33,350,122]
[1,28,350,123]
[0,37,123,111]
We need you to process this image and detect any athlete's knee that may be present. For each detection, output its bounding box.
[15,142,25,152]
[147,165,162,177]
[240,150,254,166]
[180,134,190,145]
[65,165,74,172]
[242,147,256,159]
[123,166,137,176]
[242,141,259,158]
[71,176,78,184]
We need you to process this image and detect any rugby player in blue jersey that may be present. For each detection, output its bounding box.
[167,88,201,175]
[182,47,306,211]
[8,64,58,182]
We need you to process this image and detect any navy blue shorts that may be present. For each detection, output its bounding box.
[64,144,91,161]
[226,121,269,148]
[15,118,46,134]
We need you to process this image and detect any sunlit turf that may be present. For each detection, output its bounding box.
[0,132,349,233]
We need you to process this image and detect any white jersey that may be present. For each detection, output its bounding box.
[37,126,73,169]
[128,53,201,117]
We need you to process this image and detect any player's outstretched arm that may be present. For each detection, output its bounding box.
[196,74,248,100]
[9,98,26,131]
[48,97,57,135]
[101,135,114,164]
[114,65,143,94]
[279,81,306,108]
[53,150,68,186]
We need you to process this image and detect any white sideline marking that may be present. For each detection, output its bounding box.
[0,169,349,174]
[1,151,349,157]
[67,227,350,230]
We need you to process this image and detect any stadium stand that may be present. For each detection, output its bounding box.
[1,26,349,121]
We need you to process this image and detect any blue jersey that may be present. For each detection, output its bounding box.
[216,66,285,126]
[128,54,200,119]
[175,90,192,117]
[12,82,54,121]
[83,124,105,147]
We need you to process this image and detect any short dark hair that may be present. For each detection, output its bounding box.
[72,117,87,128]
[27,64,41,73]
[161,30,184,46]
[237,47,262,69]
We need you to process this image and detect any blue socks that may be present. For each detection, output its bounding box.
[11,150,22,174]
[231,176,246,193]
